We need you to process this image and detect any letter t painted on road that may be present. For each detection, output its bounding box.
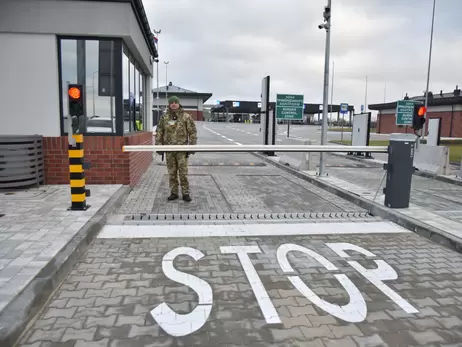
[220,246,281,324]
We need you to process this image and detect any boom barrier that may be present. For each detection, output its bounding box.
[122,144,389,153]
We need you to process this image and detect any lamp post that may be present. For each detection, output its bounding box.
[153,29,161,122]
[318,0,331,176]
[421,0,436,142]
[164,61,169,105]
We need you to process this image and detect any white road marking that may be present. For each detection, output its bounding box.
[151,247,213,336]
[220,246,281,324]
[98,222,410,239]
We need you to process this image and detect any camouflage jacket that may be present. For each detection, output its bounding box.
[156,109,197,146]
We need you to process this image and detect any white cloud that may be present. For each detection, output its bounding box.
[144,0,462,115]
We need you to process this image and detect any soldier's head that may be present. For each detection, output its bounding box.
[168,96,181,111]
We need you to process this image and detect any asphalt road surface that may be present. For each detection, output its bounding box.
[17,122,462,347]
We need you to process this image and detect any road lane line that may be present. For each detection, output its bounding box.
[98,222,410,239]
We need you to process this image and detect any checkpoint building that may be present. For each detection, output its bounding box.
[0,0,157,187]
[370,86,462,137]
[152,83,212,124]
[211,100,355,124]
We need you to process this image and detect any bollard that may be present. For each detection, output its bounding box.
[68,134,91,211]
[383,133,416,208]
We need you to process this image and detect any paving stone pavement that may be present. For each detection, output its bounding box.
[323,165,462,222]
[0,184,122,313]
[117,153,366,217]
[17,230,462,347]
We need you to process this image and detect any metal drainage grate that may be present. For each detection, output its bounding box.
[123,212,379,225]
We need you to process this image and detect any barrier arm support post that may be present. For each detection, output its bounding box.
[383,133,416,208]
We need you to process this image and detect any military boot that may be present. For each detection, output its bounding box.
[183,194,192,202]
[168,193,179,201]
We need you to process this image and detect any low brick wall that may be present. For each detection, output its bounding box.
[43,132,152,186]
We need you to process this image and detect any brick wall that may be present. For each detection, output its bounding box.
[43,132,152,186]
[377,111,462,137]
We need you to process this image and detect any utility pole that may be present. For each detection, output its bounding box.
[318,0,331,176]
[153,29,161,122]
[330,61,334,125]
[365,75,368,112]
[421,0,436,142]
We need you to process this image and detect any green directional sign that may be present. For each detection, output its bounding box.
[276,94,304,120]
[396,100,416,126]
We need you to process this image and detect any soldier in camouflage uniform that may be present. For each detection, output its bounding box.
[156,96,197,202]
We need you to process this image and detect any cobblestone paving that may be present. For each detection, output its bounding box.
[325,165,462,222]
[118,154,366,216]
[17,231,462,347]
[0,184,122,312]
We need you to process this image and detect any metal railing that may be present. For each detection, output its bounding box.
[122,144,389,153]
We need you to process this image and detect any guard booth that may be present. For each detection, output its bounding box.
[0,0,157,186]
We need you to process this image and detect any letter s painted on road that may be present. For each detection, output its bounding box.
[150,247,213,337]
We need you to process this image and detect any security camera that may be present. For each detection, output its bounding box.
[318,24,324,29]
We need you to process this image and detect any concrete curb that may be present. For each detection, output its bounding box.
[0,185,131,347]
[330,152,462,186]
[252,153,462,254]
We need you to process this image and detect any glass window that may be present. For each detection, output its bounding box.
[122,46,130,133]
[60,39,77,134]
[59,38,119,135]
[139,73,145,129]
[86,39,116,134]
[134,66,140,131]
[129,58,136,132]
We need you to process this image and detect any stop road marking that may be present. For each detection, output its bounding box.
[150,242,419,337]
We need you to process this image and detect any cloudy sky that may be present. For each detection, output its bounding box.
[144,0,462,114]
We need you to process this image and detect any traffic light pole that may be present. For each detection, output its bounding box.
[67,84,91,211]
[421,0,436,144]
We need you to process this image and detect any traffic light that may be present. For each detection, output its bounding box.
[412,104,426,131]
[68,84,84,117]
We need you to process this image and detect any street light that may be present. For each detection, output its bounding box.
[164,61,169,105]
[153,29,161,123]
[421,0,436,142]
[318,0,331,176]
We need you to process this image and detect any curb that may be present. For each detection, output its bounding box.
[252,152,462,254]
[1,185,131,347]
[330,147,462,186]
[330,151,462,186]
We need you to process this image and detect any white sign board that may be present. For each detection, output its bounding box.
[233,101,240,107]
[427,118,440,146]
[352,113,369,146]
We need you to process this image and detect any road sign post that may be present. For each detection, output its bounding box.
[340,103,348,141]
[276,94,304,139]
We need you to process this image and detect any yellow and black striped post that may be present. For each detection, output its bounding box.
[68,134,90,210]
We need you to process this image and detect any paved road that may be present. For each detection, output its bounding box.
[17,122,462,347]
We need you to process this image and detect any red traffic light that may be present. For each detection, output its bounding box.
[417,106,426,117]
[68,87,81,100]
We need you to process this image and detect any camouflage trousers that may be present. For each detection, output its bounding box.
[166,152,189,195]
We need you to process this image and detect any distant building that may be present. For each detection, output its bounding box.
[369,86,462,137]
[210,100,354,124]
[152,82,212,123]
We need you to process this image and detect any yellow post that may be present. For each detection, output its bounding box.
[68,134,89,210]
